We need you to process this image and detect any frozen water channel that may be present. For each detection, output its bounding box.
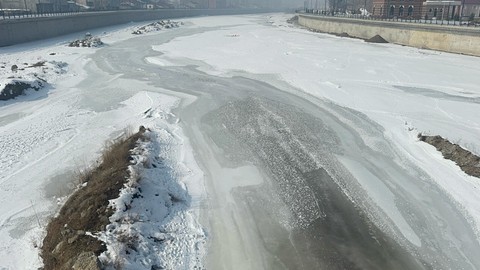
[1,14,480,269]
[83,18,480,269]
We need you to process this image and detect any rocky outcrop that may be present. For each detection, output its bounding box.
[71,252,101,270]
[69,33,104,48]
[131,20,182,35]
[0,80,43,101]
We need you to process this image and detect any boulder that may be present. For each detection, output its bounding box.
[72,252,101,270]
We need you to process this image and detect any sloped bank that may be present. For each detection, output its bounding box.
[0,8,281,47]
[41,127,147,270]
[297,14,480,57]
[419,134,480,178]
[41,125,206,269]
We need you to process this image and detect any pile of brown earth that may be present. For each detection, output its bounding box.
[419,134,480,178]
[365,35,389,43]
[41,127,147,270]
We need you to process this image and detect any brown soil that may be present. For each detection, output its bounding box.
[41,126,147,270]
[419,134,480,178]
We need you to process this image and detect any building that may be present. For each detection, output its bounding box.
[0,0,38,12]
[423,0,461,20]
[463,0,480,18]
[372,0,424,18]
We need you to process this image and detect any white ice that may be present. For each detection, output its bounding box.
[154,13,480,244]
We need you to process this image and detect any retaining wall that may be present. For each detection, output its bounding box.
[0,9,276,47]
[298,14,480,56]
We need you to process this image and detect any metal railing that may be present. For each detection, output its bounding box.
[0,9,84,20]
[299,10,480,28]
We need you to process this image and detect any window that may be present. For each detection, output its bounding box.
[399,5,404,16]
[390,5,395,16]
[407,5,414,16]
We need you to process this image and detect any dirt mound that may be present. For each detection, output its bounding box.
[41,127,147,270]
[365,35,389,43]
[287,16,298,24]
[337,32,352,38]
[419,134,480,178]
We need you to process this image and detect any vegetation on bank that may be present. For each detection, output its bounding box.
[41,127,147,270]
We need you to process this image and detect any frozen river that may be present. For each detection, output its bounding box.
[87,16,480,269]
[1,14,480,269]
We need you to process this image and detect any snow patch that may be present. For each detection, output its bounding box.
[98,129,206,270]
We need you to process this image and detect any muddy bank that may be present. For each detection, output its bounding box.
[419,134,480,178]
[41,128,146,270]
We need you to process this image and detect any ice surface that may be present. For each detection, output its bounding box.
[1,12,480,270]
[155,12,480,242]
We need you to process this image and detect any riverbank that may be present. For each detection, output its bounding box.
[297,14,480,56]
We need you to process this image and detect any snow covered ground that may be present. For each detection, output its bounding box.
[0,22,205,269]
[98,103,206,270]
[1,12,480,270]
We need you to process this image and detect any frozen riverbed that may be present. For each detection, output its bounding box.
[1,13,480,269]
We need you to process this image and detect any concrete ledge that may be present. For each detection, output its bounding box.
[298,14,480,56]
[0,9,277,47]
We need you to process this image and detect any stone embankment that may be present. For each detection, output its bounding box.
[297,14,480,56]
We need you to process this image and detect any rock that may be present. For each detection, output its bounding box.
[67,235,79,244]
[68,35,104,48]
[52,240,65,254]
[72,252,101,270]
[0,80,42,101]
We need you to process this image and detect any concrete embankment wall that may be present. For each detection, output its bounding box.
[298,14,480,57]
[0,9,276,47]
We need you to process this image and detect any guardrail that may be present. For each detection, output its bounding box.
[0,9,84,20]
[298,10,480,28]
